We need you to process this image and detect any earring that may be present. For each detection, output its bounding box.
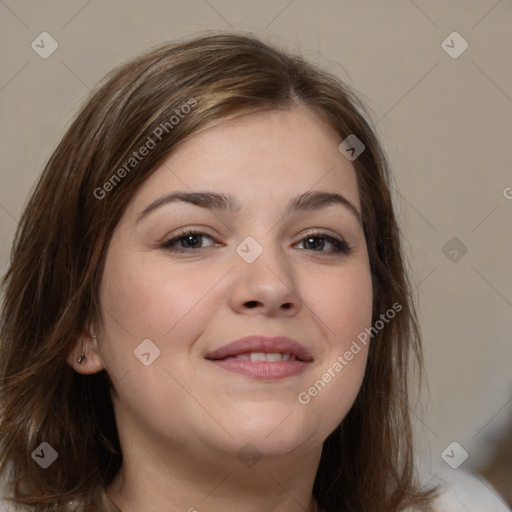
[77,334,95,364]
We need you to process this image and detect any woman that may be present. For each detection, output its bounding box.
[0,32,503,512]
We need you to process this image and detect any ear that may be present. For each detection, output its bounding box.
[66,330,106,375]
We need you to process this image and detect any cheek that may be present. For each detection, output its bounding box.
[297,332,369,444]
[298,349,368,446]
[296,261,372,432]
[99,253,219,340]
[96,253,224,430]
[313,260,374,348]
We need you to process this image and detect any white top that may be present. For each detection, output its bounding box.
[0,466,509,511]
[416,465,511,512]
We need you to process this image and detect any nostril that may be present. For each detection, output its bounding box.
[245,301,259,308]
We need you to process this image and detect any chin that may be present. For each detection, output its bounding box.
[228,417,320,454]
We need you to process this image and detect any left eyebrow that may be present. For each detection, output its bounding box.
[136,190,362,227]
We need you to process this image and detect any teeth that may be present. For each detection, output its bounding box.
[232,352,296,362]
[249,352,267,362]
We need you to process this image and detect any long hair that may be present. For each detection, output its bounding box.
[0,32,438,511]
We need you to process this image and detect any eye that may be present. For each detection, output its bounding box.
[160,229,218,252]
[160,228,352,255]
[295,230,352,255]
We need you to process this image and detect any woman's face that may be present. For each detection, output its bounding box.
[84,106,373,466]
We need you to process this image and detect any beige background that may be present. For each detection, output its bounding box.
[1,0,511,504]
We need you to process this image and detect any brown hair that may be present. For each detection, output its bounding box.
[0,32,438,511]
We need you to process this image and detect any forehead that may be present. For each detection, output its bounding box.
[126,106,361,218]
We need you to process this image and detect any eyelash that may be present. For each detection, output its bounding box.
[160,228,352,255]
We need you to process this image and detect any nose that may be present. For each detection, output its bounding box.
[228,240,302,317]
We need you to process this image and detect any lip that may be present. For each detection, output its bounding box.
[204,335,313,380]
[204,335,314,362]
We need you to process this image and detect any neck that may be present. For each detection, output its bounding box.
[105,440,322,512]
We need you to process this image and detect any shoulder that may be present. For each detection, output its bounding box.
[0,468,22,512]
[0,494,19,512]
[414,464,511,512]
[0,467,82,512]
[0,495,18,511]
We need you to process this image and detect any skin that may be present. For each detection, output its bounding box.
[67,105,373,512]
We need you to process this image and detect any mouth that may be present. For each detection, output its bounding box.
[215,351,302,362]
[204,335,313,380]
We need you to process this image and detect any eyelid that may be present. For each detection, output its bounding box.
[296,229,352,253]
[159,226,217,248]
[296,227,345,242]
[160,226,352,255]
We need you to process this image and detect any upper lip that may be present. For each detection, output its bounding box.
[204,335,314,362]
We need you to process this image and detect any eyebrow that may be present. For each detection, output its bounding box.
[136,190,362,226]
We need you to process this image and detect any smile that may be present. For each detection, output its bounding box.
[207,352,311,380]
[205,335,314,380]
[222,352,298,362]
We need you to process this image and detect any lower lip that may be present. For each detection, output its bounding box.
[208,359,310,379]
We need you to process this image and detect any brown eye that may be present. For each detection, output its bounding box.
[161,229,217,252]
[295,231,352,255]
